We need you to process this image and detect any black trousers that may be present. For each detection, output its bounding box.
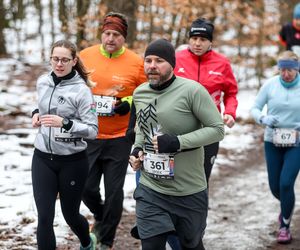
[32,149,90,250]
[141,233,205,250]
[82,137,132,247]
[204,142,219,184]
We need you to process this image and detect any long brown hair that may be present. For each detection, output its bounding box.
[50,40,95,87]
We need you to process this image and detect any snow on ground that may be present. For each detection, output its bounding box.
[205,165,300,250]
[1,54,299,249]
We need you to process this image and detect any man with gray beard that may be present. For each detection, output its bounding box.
[129,39,224,250]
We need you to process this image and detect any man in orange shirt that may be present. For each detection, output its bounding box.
[80,12,146,250]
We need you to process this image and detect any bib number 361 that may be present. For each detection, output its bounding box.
[143,153,174,180]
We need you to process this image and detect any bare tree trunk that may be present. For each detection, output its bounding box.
[49,0,55,45]
[11,0,25,60]
[0,0,7,56]
[122,1,138,48]
[148,0,153,43]
[59,0,69,37]
[33,0,45,61]
[255,1,265,88]
[76,0,90,49]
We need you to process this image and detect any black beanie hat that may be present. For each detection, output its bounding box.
[189,18,214,41]
[144,39,176,68]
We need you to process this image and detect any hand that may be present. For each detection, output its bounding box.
[39,114,63,127]
[260,115,279,127]
[114,100,130,116]
[32,113,41,128]
[129,151,144,171]
[223,114,235,128]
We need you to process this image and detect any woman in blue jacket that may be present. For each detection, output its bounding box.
[251,50,300,244]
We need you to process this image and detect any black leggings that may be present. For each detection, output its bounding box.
[204,142,219,184]
[141,232,205,250]
[31,149,90,250]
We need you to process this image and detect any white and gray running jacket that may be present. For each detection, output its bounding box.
[34,71,98,155]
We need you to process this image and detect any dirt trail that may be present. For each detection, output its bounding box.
[1,63,299,250]
[205,142,300,250]
[113,132,300,250]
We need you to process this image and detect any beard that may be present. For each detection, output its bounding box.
[147,68,173,87]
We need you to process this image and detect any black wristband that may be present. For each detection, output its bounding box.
[157,134,180,153]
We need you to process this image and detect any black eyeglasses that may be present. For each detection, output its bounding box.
[50,56,73,65]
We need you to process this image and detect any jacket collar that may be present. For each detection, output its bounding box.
[187,47,213,60]
[100,45,125,58]
[51,69,76,85]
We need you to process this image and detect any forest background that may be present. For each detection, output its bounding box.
[0,0,299,88]
[1,1,300,249]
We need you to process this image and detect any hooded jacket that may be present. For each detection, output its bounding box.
[34,71,98,155]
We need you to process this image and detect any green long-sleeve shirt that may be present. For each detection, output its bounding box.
[133,76,224,196]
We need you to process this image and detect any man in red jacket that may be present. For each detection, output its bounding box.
[175,18,238,185]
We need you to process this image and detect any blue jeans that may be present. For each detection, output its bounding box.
[264,142,300,227]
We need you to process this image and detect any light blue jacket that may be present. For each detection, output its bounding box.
[251,75,300,142]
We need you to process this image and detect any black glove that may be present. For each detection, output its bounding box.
[130,147,143,157]
[157,134,180,153]
[114,100,130,116]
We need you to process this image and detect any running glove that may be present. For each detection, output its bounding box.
[259,115,279,127]
[114,96,132,116]
[130,147,143,158]
[157,134,180,153]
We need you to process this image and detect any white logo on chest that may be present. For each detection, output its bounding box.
[209,70,222,76]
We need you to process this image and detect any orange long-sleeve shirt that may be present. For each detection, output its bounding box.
[80,45,146,139]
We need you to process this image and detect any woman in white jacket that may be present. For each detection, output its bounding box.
[31,40,98,250]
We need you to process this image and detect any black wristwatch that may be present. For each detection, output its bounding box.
[62,118,73,130]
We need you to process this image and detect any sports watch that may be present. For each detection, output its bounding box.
[62,118,72,130]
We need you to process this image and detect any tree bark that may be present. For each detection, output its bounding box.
[59,0,69,37]
[0,0,7,56]
[76,0,90,49]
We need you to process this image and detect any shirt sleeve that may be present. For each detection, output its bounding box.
[251,83,269,123]
[68,86,98,139]
[223,63,238,119]
[178,85,224,149]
